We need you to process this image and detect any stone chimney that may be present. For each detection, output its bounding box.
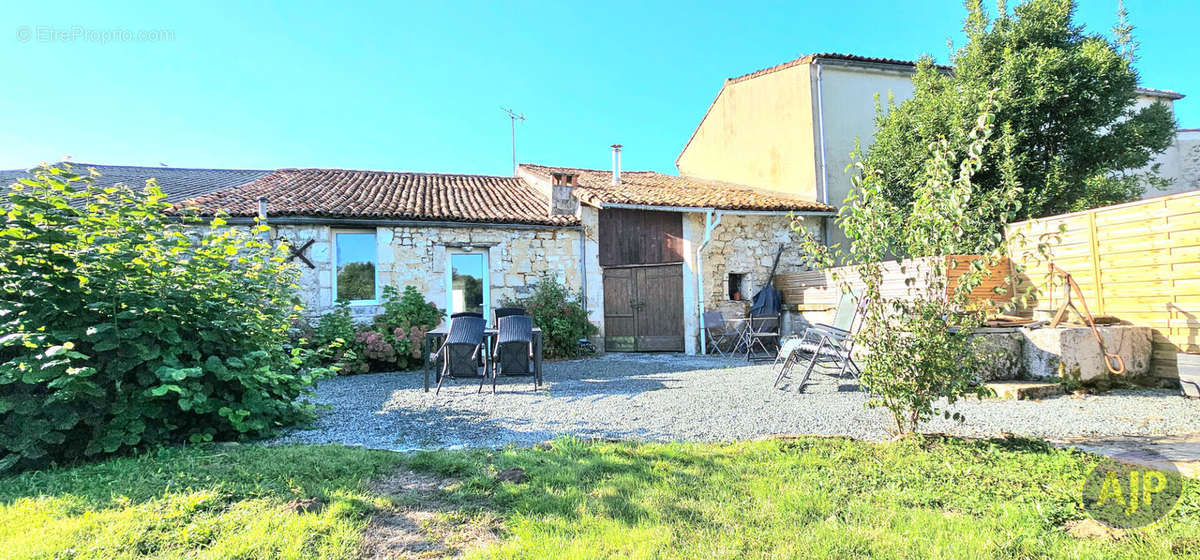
[548,172,579,216]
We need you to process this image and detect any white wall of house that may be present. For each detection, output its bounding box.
[578,205,606,347]
[815,64,916,205]
[1143,127,1200,197]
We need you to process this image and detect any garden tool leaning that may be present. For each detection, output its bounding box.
[1046,263,1126,375]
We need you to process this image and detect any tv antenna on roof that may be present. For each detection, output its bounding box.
[502,107,525,176]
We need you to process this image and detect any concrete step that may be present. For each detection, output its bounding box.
[984,381,1064,400]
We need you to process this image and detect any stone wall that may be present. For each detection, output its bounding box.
[273,225,332,314]
[696,213,823,321]
[273,223,586,324]
[969,325,1153,386]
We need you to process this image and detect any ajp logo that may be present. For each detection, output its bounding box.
[1081,450,1185,530]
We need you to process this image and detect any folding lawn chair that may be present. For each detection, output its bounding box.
[702,311,742,357]
[770,336,807,387]
[776,293,869,391]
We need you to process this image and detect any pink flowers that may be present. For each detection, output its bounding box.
[355,330,397,362]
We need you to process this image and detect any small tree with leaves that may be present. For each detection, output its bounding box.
[795,95,1018,434]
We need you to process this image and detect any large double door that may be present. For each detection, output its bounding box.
[602,264,684,352]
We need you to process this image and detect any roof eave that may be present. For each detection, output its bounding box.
[598,202,835,215]
[199,214,580,229]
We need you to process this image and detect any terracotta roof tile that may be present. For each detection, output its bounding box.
[176,168,578,226]
[520,164,833,213]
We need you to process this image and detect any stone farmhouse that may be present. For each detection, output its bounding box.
[6,52,1191,355]
[3,160,832,355]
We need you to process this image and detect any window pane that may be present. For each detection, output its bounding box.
[336,232,376,301]
[451,253,485,314]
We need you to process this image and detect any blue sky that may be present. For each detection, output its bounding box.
[3,1,1196,176]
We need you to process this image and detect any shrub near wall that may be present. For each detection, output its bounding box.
[309,286,441,374]
[502,276,597,359]
[0,165,328,471]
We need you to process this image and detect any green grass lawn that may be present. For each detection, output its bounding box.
[1,437,1197,559]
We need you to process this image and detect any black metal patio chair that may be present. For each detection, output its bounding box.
[486,315,535,394]
[433,316,486,395]
[493,307,526,324]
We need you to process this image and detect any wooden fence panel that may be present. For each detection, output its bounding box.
[1005,190,1200,379]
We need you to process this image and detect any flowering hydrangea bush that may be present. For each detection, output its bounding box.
[310,285,440,374]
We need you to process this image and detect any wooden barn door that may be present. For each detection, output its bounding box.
[634,264,684,351]
[598,208,685,352]
[603,267,637,352]
[602,264,683,352]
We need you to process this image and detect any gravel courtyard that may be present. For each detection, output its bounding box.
[275,353,1200,452]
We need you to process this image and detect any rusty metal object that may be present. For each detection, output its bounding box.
[1047,264,1126,375]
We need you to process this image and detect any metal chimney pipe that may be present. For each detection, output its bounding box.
[610,144,622,185]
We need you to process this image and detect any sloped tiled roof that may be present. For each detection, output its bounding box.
[177,168,578,226]
[0,162,272,203]
[520,164,833,213]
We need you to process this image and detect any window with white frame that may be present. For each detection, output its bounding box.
[333,231,377,304]
[446,251,489,319]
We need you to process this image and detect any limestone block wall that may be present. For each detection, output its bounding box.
[275,223,588,325]
[697,214,823,321]
[272,225,332,314]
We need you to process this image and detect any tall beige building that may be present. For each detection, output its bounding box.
[676,53,1186,249]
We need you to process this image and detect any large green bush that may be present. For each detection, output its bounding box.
[0,165,328,471]
[502,276,597,359]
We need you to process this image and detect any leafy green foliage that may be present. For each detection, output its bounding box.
[502,276,597,359]
[374,285,442,336]
[795,98,1011,433]
[308,300,360,373]
[308,286,440,374]
[0,164,329,471]
[866,0,1176,242]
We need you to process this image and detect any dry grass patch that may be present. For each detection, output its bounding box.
[362,468,500,559]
